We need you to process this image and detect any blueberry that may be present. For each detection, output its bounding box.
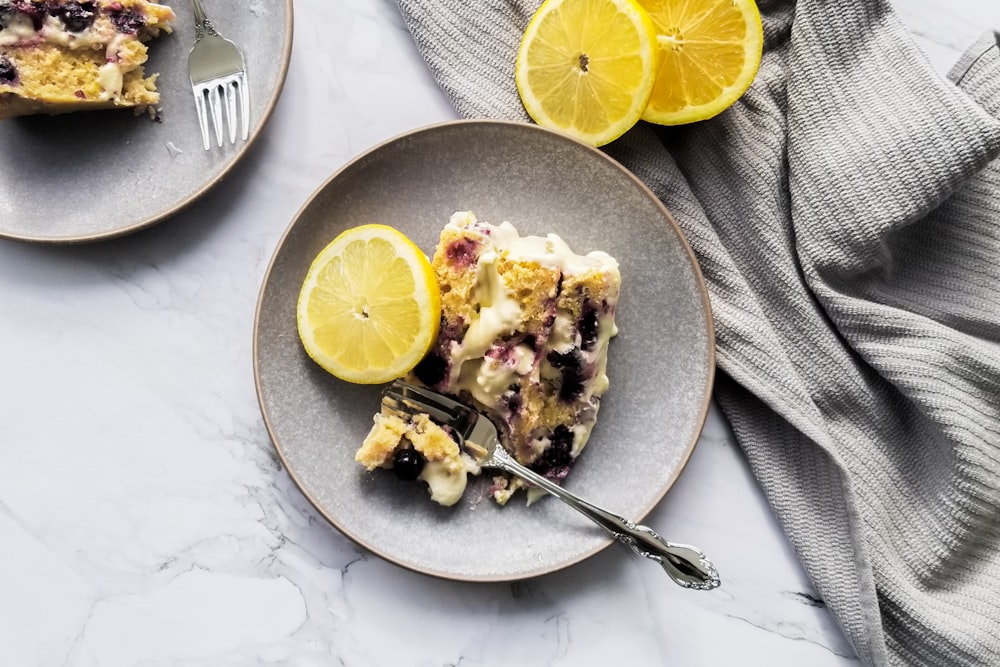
[531,425,575,481]
[556,423,573,442]
[53,1,95,32]
[445,238,479,269]
[13,1,44,30]
[109,6,145,33]
[546,349,586,401]
[0,55,17,83]
[502,390,523,415]
[392,448,426,481]
[438,317,465,344]
[545,349,574,369]
[560,369,586,401]
[412,351,448,388]
[578,301,600,351]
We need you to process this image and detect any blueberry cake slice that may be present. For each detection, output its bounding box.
[0,0,175,119]
[357,211,621,506]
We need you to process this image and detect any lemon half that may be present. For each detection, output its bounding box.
[515,0,659,147]
[638,0,763,125]
[296,224,441,384]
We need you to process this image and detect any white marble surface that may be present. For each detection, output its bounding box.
[2,1,998,665]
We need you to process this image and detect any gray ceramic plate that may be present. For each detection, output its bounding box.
[254,120,715,582]
[0,0,293,244]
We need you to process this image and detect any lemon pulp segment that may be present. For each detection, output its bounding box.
[638,0,763,124]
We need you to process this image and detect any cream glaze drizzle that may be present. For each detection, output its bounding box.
[444,211,620,471]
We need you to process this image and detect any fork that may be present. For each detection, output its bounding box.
[187,0,249,150]
[382,380,721,590]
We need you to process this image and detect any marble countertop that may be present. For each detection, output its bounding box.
[2,1,998,665]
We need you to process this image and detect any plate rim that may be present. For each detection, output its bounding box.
[0,0,295,245]
[252,118,717,582]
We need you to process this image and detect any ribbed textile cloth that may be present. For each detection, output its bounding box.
[395,1,1000,664]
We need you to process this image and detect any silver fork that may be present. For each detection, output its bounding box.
[382,380,721,590]
[187,0,249,150]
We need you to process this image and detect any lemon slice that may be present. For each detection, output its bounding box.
[638,0,763,125]
[515,0,658,147]
[296,224,442,385]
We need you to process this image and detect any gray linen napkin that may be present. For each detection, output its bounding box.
[395,0,1000,664]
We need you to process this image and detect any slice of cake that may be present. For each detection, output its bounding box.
[356,411,481,507]
[358,211,621,506]
[0,0,175,119]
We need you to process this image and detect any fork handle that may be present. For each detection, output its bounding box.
[494,454,721,590]
[190,0,207,23]
[190,0,219,38]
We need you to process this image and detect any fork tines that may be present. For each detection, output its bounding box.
[382,392,452,424]
[381,384,456,425]
[194,73,249,150]
[387,381,467,412]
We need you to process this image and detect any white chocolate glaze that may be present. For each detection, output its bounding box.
[442,211,620,468]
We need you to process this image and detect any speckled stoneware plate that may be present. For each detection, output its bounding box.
[0,0,292,244]
[254,120,715,582]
